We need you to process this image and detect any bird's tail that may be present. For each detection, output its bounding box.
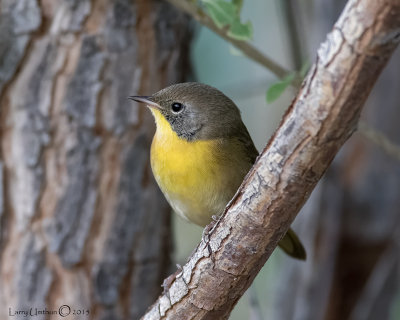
[278,228,306,260]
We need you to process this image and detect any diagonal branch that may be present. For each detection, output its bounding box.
[143,0,400,319]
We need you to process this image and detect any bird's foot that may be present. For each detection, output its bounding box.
[201,215,221,244]
[162,264,183,295]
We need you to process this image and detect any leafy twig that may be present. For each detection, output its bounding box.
[166,0,290,79]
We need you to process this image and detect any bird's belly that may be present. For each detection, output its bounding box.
[163,189,225,227]
[151,137,237,226]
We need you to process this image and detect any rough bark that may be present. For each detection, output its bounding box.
[142,0,400,319]
[0,0,191,319]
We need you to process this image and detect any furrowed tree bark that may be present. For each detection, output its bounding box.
[0,0,191,319]
[142,0,400,319]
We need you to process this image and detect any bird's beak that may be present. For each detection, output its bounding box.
[128,96,161,109]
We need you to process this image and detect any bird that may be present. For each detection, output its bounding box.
[130,82,306,260]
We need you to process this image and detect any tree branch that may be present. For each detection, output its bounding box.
[142,0,400,318]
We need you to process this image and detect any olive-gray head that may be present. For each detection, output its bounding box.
[130,82,245,141]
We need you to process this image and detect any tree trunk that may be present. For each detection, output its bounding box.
[0,0,191,319]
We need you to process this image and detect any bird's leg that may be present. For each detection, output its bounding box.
[201,224,213,243]
[201,214,224,264]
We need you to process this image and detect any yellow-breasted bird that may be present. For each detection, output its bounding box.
[130,82,306,260]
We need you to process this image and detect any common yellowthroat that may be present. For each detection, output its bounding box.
[130,82,306,260]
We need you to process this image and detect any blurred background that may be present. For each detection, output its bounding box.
[0,0,399,319]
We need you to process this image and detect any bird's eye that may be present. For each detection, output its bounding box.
[171,102,184,114]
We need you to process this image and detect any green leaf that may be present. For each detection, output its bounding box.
[227,18,253,41]
[266,73,296,103]
[202,0,252,41]
[202,0,237,29]
[232,0,243,12]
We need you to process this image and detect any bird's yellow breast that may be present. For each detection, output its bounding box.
[150,109,242,226]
